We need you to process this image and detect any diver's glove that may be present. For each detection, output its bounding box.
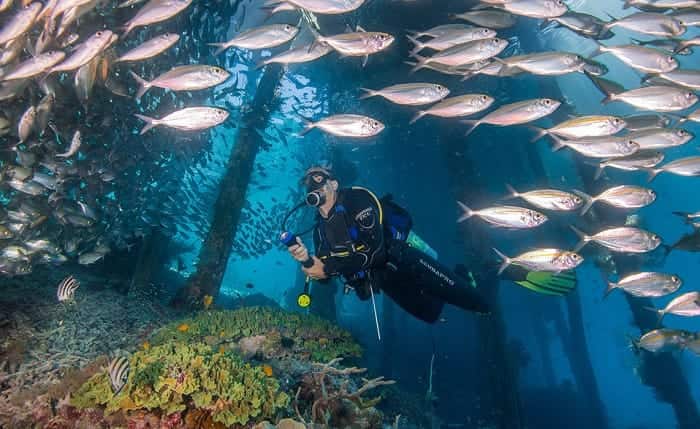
[500,264,577,296]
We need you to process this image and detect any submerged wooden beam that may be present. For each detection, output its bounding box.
[172,64,284,308]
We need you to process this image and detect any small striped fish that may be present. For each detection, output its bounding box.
[108,356,130,395]
[56,276,79,302]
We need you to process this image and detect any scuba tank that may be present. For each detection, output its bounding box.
[406,231,438,260]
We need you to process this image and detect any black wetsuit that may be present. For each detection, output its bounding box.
[313,187,490,323]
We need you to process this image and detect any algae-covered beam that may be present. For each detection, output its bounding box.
[173,63,285,308]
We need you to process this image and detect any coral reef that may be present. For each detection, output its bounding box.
[149,306,363,362]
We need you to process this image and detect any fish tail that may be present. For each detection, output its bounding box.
[134,114,159,135]
[406,34,424,56]
[122,24,134,38]
[549,133,566,151]
[409,111,426,125]
[593,162,606,181]
[526,125,548,143]
[492,248,511,275]
[622,0,634,9]
[208,42,228,56]
[462,120,479,137]
[128,71,151,100]
[255,59,269,70]
[456,201,474,223]
[408,53,427,73]
[297,116,316,137]
[604,281,617,299]
[504,184,519,200]
[572,190,595,215]
[645,167,662,182]
[570,226,591,252]
[644,306,665,327]
[358,88,378,100]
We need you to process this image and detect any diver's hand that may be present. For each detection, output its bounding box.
[302,256,327,280]
[288,237,309,262]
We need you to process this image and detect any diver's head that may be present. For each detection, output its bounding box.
[302,166,338,209]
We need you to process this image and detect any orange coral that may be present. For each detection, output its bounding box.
[262,364,273,377]
[177,323,190,332]
[142,341,150,351]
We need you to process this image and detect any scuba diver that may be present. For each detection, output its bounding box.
[282,166,491,324]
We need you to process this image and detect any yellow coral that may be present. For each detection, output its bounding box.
[142,341,150,351]
[177,323,190,332]
[262,364,273,377]
[203,294,213,310]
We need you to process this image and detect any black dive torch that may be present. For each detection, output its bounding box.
[280,231,313,308]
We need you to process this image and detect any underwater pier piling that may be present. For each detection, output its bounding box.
[173,63,285,308]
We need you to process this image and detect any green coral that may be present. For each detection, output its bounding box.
[72,341,289,426]
[150,306,362,361]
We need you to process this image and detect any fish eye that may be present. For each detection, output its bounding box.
[97,31,103,36]
[573,196,582,204]
[612,118,622,125]
[285,25,293,30]
[652,234,660,241]
[666,56,675,63]
[649,189,656,196]
[481,95,488,101]
[372,120,380,127]
[543,99,551,105]
[686,92,694,99]
[672,275,680,283]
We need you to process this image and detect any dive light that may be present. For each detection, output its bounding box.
[280,231,313,308]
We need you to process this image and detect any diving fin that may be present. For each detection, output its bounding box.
[501,264,577,296]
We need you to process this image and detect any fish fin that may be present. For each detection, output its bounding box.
[604,281,617,299]
[461,120,479,137]
[409,111,427,125]
[456,201,474,223]
[356,25,366,33]
[406,34,424,56]
[570,226,591,252]
[526,125,548,143]
[622,0,634,8]
[358,88,378,100]
[361,55,368,68]
[572,190,595,215]
[549,134,566,151]
[592,161,606,181]
[460,72,475,82]
[128,71,151,100]
[672,211,691,222]
[255,60,269,70]
[492,248,511,275]
[504,184,519,200]
[134,114,158,135]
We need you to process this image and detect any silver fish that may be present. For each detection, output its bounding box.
[48,30,114,74]
[409,24,473,39]
[626,128,693,150]
[596,44,678,73]
[314,26,394,59]
[129,65,230,99]
[637,329,691,353]
[495,51,586,75]
[463,98,561,136]
[49,0,92,20]
[56,130,81,158]
[18,105,36,144]
[300,114,384,138]
[648,156,700,181]
[35,94,54,136]
[410,94,494,123]
[114,33,180,63]
[210,24,299,54]
[134,107,229,134]
[605,85,697,112]
[276,0,364,14]
[595,151,664,179]
[572,226,661,253]
[493,248,583,274]
[652,69,700,90]
[452,10,518,29]
[57,275,79,302]
[671,9,700,26]
[2,51,66,81]
[118,0,147,7]
[500,0,568,19]
[575,185,656,214]
[625,0,700,9]
[457,202,548,229]
[410,38,508,72]
[606,272,681,298]
[407,27,497,54]
[0,0,12,13]
[547,11,608,37]
[123,0,193,37]
[651,291,700,323]
[504,185,583,211]
[360,83,449,106]
[530,115,626,141]
[632,38,692,56]
[78,251,107,264]
[604,12,686,37]
[624,113,671,130]
[0,3,41,46]
[108,356,130,394]
[256,42,332,68]
[553,137,639,158]
[0,35,26,67]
